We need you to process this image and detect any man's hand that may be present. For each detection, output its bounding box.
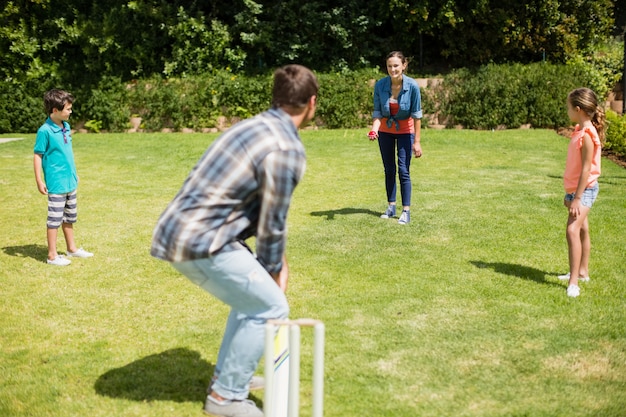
[271,255,289,292]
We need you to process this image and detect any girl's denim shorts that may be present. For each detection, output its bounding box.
[565,183,599,208]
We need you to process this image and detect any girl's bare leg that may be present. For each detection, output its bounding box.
[578,217,590,277]
[566,206,591,287]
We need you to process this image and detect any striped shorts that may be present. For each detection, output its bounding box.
[47,191,77,229]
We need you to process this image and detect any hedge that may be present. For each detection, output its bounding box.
[605,110,626,158]
[0,63,621,140]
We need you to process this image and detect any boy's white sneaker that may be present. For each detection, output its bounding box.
[47,256,71,266]
[67,248,94,258]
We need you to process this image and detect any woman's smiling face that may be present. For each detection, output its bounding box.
[386,56,406,79]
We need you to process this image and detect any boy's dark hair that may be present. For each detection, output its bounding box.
[272,65,319,109]
[43,89,74,115]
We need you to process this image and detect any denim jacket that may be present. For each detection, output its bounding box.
[372,75,422,131]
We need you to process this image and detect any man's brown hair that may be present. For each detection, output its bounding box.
[272,65,319,109]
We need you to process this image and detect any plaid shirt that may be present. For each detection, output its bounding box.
[151,108,306,274]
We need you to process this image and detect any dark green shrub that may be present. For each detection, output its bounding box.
[439,62,610,130]
[128,76,187,131]
[0,80,49,133]
[605,110,626,157]
[125,71,272,131]
[79,76,130,132]
[211,71,272,119]
[441,64,529,129]
[566,39,624,101]
[315,69,378,129]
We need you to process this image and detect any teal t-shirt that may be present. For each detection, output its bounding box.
[34,118,77,194]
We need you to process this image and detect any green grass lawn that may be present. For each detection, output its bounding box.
[1,128,625,417]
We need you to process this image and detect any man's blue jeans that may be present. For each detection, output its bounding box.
[173,248,289,400]
[377,132,414,207]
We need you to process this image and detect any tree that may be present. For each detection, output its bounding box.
[388,0,615,66]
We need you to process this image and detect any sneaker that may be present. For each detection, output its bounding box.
[207,376,265,395]
[566,284,580,298]
[398,210,410,225]
[67,248,94,258]
[558,272,590,283]
[203,396,263,417]
[47,255,71,266]
[380,205,396,219]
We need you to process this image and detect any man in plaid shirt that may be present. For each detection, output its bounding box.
[151,64,318,417]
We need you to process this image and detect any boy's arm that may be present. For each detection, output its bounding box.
[33,154,47,195]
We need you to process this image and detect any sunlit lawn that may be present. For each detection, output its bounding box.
[1,128,625,417]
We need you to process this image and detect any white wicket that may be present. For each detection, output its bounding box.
[264,319,325,417]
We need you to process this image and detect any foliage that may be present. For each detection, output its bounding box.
[125,71,273,131]
[164,7,246,77]
[437,62,612,130]
[0,58,622,135]
[1,0,619,93]
[388,0,616,65]
[0,75,62,133]
[78,76,130,132]
[127,76,188,131]
[605,110,626,157]
[566,38,625,100]
[315,69,379,129]
[83,119,103,133]
[231,0,385,72]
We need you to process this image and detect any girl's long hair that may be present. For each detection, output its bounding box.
[568,87,606,143]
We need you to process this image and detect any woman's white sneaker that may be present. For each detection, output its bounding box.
[67,248,94,258]
[47,256,71,266]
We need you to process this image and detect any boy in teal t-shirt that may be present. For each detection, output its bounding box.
[33,89,93,266]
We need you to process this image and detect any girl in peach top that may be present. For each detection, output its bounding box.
[560,88,605,298]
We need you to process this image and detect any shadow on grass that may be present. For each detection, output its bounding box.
[2,244,47,262]
[549,174,626,184]
[94,348,214,403]
[310,207,380,220]
[471,261,562,288]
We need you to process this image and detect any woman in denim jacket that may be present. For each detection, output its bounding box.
[368,51,423,225]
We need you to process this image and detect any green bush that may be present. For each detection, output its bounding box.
[0,80,50,133]
[439,65,528,129]
[438,62,611,130]
[126,71,272,131]
[79,76,130,132]
[315,69,378,129]
[605,110,626,157]
[0,61,622,145]
[127,76,184,131]
[210,71,272,119]
[566,38,624,101]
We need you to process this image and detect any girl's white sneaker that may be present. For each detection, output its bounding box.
[567,284,580,298]
[558,272,590,282]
